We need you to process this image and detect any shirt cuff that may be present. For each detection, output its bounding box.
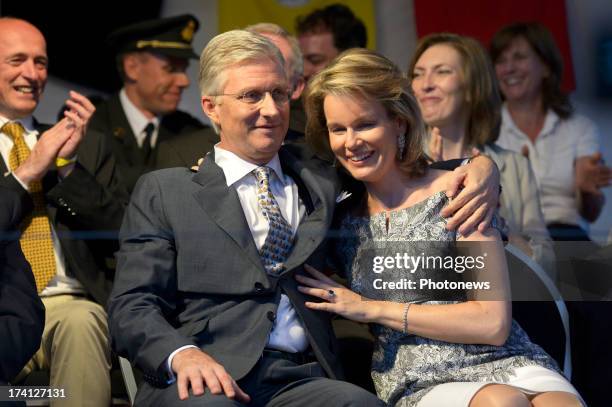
[9,172,29,191]
[165,345,199,384]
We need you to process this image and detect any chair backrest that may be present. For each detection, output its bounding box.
[505,243,571,378]
[119,356,137,406]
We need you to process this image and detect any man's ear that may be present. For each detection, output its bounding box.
[123,53,141,83]
[291,76,306,100]
[201,96,220,127]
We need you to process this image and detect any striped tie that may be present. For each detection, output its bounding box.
[4,121,56,292]
[253,166,294,275]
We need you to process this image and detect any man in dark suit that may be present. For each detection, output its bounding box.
[155,22,312,171]
[0,18,128,406]
[0,186,44,385]
[90,14,207,192]
[154,127,219,169]
[109,30,500,406]
[109,29,383,406]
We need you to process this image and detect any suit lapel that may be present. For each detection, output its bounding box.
[107,95,145,165]
[279,148,336,273]
[189,147,336,276]
[157,119,173,146]
[191,152,265,272]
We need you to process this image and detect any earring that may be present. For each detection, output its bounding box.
[397,133,406,160]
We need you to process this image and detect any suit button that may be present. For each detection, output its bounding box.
[267,311,276,322]
[254,282,264,293]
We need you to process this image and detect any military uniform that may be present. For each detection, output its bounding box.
[89,94,204,192]
[93,14,208,193]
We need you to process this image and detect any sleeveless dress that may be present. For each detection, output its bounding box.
[335,191,579,406]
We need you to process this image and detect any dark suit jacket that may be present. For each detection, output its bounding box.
[109,143,344,387]
[89,93,205,193]
[154,128,305,170]
[0,122,129,306]
[155,127,219,170]
[0,186,45,384]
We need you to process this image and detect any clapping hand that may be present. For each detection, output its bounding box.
[576,152,612,195]
[428,127,444,161]
[56,91,96,160]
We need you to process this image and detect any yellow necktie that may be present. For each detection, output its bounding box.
[4,121,56,292]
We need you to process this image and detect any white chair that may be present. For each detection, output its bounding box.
[505,243,572,378]
[119,356,138,406]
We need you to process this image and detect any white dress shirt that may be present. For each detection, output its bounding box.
[119,89,160,148]
[496,105,600,229]
[0,115,85,296]
[167,145,310,378]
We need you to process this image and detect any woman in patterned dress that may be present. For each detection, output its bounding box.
[298,48,582,407]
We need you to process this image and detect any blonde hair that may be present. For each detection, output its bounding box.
[245,22,303,88]
[198,29,285,98]
[305,48,428,179]
[408,33,501,146]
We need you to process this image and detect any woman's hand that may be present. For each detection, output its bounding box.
[428,127,444,161]
[575,153,612,195]
[296,264,374,323]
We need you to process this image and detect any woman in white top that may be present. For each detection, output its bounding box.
[490,22,611,241]
[408,33,555,274]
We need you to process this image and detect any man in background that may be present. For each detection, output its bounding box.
[296,4,367,82]
[90,14,206,192]
[0,17,127,406]
[246,22,307,135]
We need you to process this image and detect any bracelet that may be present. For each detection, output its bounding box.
[460,157,472,166]
[402,303,411,334]
[56,156,77,168]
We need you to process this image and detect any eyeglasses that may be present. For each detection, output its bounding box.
[214,88,291,106]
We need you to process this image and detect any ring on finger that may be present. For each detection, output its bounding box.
[328,289,335,298]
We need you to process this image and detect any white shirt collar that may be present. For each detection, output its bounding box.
[213,145,286,187]
[0,115,36,133]
[501,103,560,139]
[119,88,160,136]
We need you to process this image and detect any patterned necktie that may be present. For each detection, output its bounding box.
[253,166,294,275]
[4,121,57,293]
[141,122,155,162]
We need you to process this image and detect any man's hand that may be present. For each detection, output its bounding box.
[56,91,96,160]
[171,347,250,403]
[575,152,612,195]
[13,118,75,185]
[441,155,500,235]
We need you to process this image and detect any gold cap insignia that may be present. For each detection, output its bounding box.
[181,20,196,43]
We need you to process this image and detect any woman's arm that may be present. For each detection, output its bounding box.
[297,228,512,346]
